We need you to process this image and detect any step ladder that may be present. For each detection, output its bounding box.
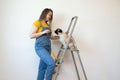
[53,16,87,80]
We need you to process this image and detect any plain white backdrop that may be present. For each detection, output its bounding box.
[0,0,120,80]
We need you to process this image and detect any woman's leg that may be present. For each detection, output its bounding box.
[36,47,55,80]
[37,60,47,80]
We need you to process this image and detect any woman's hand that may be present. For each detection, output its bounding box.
[42,29,51,34]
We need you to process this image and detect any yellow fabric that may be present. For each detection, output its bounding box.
[51,51,58,61]
[33,20,49,33]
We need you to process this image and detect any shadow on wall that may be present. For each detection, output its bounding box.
[0,21,6,80]
[74,35,95,55]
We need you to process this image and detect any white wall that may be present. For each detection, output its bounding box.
[0,0,120,80]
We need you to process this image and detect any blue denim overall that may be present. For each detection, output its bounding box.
[35,27,55,80]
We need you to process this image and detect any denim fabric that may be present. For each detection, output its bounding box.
[35,27,55,80]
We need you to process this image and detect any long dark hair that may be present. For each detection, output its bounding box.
[39,8,53,24]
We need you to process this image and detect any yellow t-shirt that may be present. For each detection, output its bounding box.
[33,20,50,33]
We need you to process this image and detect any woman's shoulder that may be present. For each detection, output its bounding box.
[33,20,50,28]
[33,20,42,27]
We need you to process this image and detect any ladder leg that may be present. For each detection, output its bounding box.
[56,45,64,65]
[77,51,88,80]
[57,45,64,58]
[71,51,81,80]
[56,50,62,65]
[54,61,62,80]
[54,46,67,80]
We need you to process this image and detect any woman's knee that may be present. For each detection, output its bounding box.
[48,59,55,67]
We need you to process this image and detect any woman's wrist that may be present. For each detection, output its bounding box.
[41,32,45,35]
[41,31,47,35]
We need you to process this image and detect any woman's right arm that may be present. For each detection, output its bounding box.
[30,26,43,39]
[30,26,50,39]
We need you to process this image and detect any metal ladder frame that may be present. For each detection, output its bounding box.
[53,16,87,80]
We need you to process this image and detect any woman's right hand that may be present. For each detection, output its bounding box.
[42,29,51,34]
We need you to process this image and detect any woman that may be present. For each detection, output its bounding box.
[30,8,58,80]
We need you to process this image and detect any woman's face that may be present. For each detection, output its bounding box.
[46,11,52,21]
